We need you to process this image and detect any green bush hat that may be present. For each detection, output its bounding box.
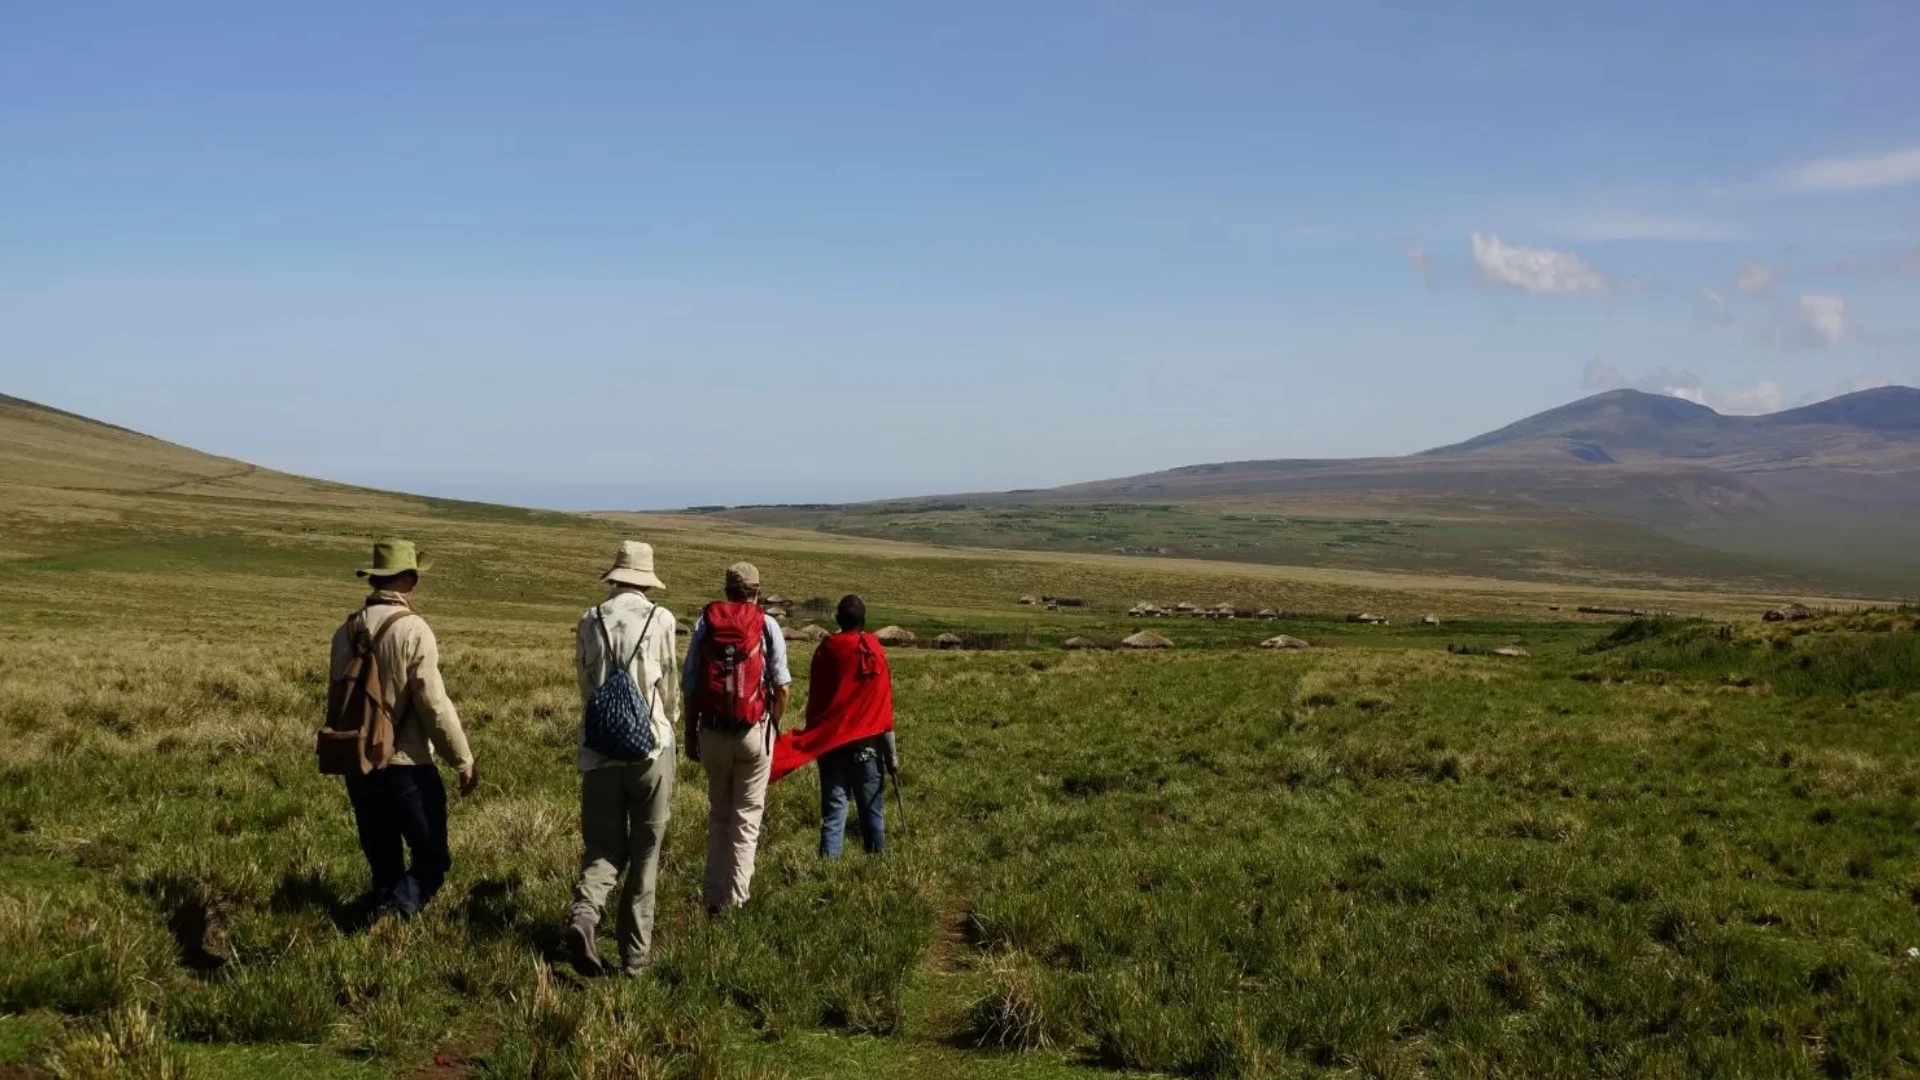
[356,537,432,578]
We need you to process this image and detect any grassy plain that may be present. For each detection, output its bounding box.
[3,406,1918,1078]
[706,498,1904,599]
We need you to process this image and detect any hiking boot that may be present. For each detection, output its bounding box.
[565,915,603,977]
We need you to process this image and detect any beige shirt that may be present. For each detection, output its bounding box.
[328,591,474,772]
[575,587,680,771]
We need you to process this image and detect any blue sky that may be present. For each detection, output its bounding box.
[3,2,1917,508]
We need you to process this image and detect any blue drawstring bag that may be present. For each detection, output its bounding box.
[583,606,659,759]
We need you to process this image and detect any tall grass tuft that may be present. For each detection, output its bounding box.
[40,1005,186,1080]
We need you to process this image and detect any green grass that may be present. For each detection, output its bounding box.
[1587,613,1920,698]
[714,500,1873,596]
[4,464,1919,1076]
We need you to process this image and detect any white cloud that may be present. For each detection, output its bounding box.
[1797,294,1851,348]
[1577,362,1784,415]
[1718,381,1784,414]
[1550,211,1739,242]
[1693,285,1734,330]
[1734,258,1780,295]
[1823,244,1920,278]
[1784,146,1920,191]
[1581,356,1627,390]
[1469,233,1610,296]
[1637,367,1708,405]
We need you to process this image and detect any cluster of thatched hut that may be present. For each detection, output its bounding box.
[1125,601,1284,620]
[1763,603,1821,622]
[1062,631,1175,650]
[1018,595,1089,611]
[1061,631,1317,651]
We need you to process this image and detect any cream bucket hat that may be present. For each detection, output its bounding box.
[602,540,666,590]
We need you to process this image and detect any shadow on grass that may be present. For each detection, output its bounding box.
[268,868,386,936]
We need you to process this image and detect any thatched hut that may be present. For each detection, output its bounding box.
[933,632,966,650]
[1061,636,1100,650]
[1492,646,1530,658]
[1254,609,1280,620]
[1258,635,1310,650]
[873,625,916,646]
[762,605,788,619]
[783,623,830,643]
[762,594,791,608]
[1349,613,1390,625]
[1017,595,1038,606]
[1421,615,1441,626]
[1120,630,1173,650]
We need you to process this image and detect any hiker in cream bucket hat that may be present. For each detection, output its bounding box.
[566,540,680,976]
[601,541,666,591]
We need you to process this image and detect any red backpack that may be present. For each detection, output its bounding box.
[695,601,769,725]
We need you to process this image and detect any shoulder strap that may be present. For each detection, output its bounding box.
[370,610,419,648]
[630,606,661,671]
[593,605,617,662]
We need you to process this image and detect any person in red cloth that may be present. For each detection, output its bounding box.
[771,595,898,857]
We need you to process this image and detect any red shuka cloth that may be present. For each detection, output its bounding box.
[771,630,894,783]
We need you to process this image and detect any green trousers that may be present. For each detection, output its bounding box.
[572,754,674,970]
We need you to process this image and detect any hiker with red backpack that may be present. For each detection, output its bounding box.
[319,539,478,920]
[682,561,791,915]
[565,541,679,977]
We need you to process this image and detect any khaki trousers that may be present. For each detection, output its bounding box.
[699,724,773,912]
[572,755,674,968]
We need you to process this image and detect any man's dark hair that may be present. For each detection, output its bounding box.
[835,594,866,631]
[368,570,418,592]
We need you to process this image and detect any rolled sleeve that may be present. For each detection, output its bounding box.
[764,618,792,687]
[410,627,474,772]
[659,619,680,726]
[681,617,707,698]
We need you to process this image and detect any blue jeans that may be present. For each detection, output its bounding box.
[819,740,886,858]
[345,764,450,916]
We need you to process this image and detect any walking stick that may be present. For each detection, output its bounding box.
[887,765,910,841]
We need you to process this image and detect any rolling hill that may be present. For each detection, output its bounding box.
[7,387,1914,597]
[1056,387,1920,516]
[715,388,1920,596]
[0,393,567,565]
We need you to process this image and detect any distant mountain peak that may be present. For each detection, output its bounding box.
[1764,385,1920,431]
[1423,388,1723,457]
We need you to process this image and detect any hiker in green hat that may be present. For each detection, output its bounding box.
[324,538,478,920]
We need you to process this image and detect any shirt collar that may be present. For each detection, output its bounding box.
[365,590,413,609]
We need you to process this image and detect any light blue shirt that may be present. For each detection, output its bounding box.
[682,609,792,715]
